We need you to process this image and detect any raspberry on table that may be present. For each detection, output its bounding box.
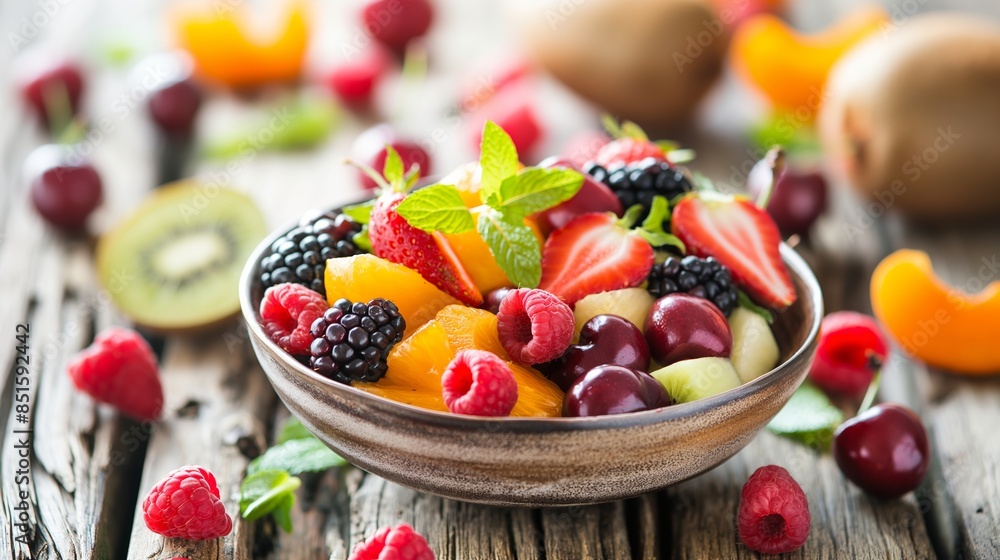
[738,465,811,555]
[441,350,518,417]
[310,298,405,384]
[260,212,363,297]
[66,327,163,422]
[496,288,574,365]
[260,283,330,356]
[809,311,889,398]
[142,465,233,541]
[350,523,435,560]
[647,256,739,315]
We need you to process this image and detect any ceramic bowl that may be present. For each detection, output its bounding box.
[240,211,823,507]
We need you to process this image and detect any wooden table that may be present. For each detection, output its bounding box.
[2,0,998,558]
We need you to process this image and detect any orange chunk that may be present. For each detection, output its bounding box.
[324,254,459,338]
[436,305,508,359]
[871,249,1000,375]
[443,206,545,294]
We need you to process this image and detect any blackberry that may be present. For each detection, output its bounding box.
[647,256,739,315]
[584,157,693,221]
[260,212,362,297]
[309,298,405,384]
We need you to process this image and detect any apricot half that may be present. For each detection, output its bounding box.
[871,249,1000,375]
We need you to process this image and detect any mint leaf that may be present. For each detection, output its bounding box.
[767,383,843,449]
[635,196,685,251]
[477,209,541,288]
[240,469,301,529]
[496,167,583,220]
[277,417,312,444]
[383,145,405,184]
[395,184,475,234]
[342,200,375,225]
[478,121,519,204]
[247,436,348,475]
[738,291,774,324]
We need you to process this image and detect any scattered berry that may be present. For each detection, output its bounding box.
[67,327,163,421]
[593,137,665,168]
[441,350,518,416]
[309,298,405,384]
[149,79,203,137]
[352,124,432,191]
[14,54,84,129]
[260,212,363,297]
[672,194,797,309]
[584,158,693,222]
[496,288,574,365]
[260,283,330,356]
[809,312,888,398]
[647,256,739,316]
[833,403,929,499]
[326,46,393,110]
[26,144,103,231]
[350,522,435,560]
[469,87,543,159]
[360,0,434,57]
[142,466,233,541]
[738,465,810,555]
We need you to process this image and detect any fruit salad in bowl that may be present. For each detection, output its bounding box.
[240,121,822,506]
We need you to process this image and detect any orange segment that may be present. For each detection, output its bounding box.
[871,249,1000,375]
[357,310,564,417]
[443,206,545,294]
[730,7,887,113]
[170,0,308,88]
[441,162,483,208]
[324,254,460,338]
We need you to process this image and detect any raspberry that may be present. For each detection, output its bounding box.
[738,465,811,555]
[260,283,329,356]
[350,523,435,560]
[594,138,665,168]
[809,312,889,398]
[66,327,163,421]
[441,350,518,417]
[142,466,233,541]
[497,288,574,365]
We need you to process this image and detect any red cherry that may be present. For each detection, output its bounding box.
[351,124,431,191]
[809,311,888,399]
[833,403,930,499]
[326,46,393,110]
[749,168,829,237]
[149,80,202,136]
[14,54,84,129]
[361,0,434,57]
[26,144,102,231]
[536,157,623,233]
[644,294,732,365]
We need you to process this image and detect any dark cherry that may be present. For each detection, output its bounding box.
[26,144,103,231]
[551,315,650,391]
[563,365,670,417]
[749,168,829,237]
[14,55,84,129]
[351,124,431,191]
[536,157,623,233]
[833,403,930,499]
[361,0,434,57]
[644,293,732,365]
[482,287,512,315]
[149,79,203,136]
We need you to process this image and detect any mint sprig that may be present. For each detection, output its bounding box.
[395,121,583,288]
[240,469,301,532]
[767,382,844,449]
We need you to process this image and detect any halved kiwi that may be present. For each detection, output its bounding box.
[97,181,267,333]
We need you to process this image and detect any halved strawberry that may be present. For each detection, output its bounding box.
[594,137,666,168]
[671,194,797,309]
[539,213,655,306]
[369,191,483,306]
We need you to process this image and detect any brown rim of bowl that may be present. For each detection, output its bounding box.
[239,208,823,433]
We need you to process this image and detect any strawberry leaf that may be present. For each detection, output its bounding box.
[479,121,519,203]
[396,184,475,234]
[738,291,775,324]
[248,436,347,476]
[767,382,843,449]
[353,228,372,253]
[601,114,623,138]
[496,167,584,220]
[620,120,649,141]
[667,148,696,164]
[635,196,685,251]
[342,200,375,225]
[240,469,301,530]
[477,209,541,288]
[383,145,406,185]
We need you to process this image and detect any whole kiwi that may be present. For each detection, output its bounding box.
[820,14,1000,222]
[512,0,728,133]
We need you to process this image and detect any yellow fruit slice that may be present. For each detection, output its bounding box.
[324,254,459,338]
[435,305,509,359]
[443,206,545,294]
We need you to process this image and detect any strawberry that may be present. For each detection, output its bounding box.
[671,194,797,309]
[594,137,666,168]
[370,191,482,305]
[539,204,670,306]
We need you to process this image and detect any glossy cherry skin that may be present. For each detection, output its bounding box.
[26,144,102,231]
[351,124,431,191]
[361,0,434,57]
[149,79,202,136]
[833,403,930,499]
[644,293,732,365]
[563,365,670,417]
[551,315,650,391]
[482,287,513,315]
[536,157,623,233]
[750,169,829,237]
[15,56,84,128]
